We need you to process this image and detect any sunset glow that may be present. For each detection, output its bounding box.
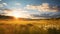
[10,10,20,18]
[5,10,29,19]
[6,10,23,18]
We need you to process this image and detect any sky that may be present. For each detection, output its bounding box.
[0,0,60,19]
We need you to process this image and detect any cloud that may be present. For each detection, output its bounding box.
[0,3,7,7]
[30,12,60,19]
[25,3,60,12]
[1,2,60,19]
[1,8,60,19]
[3,3,7,6]
[0,4,4,7]
[2,9,60,19]
[15,3,21,5]
[0,10,3,14]
[0,0,2,1]
[1,9,31,18]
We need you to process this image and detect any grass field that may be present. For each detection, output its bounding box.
[0,19,60,34]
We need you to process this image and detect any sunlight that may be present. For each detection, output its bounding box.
[7,10,22,18]
[4,9,30,19]
[11,10,20,18]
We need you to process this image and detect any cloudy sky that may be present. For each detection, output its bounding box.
[0,0,60,19]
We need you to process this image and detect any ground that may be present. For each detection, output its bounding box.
[0,19,60,34]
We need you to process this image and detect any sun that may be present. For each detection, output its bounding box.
[11,11,20,18]
[7,10,21,18]
[11,10,21,18]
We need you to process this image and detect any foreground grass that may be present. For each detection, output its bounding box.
[0,19,60,34]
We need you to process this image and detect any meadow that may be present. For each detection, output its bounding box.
[0,18,60,34]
